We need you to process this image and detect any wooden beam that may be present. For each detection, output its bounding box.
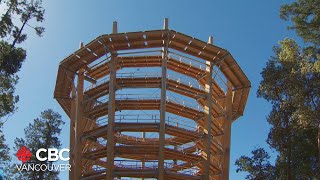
[69,85,76,180]
[158,17,168,180]
[59,65,97,84]
[204,36,214,180]
[74,68,84,179]
[74,42,84,179]
[106,20,118,180]
[163,18,168,30]
[106,53,117,179]
[142,131,146,180]
[113,21,118,34]
[222,81,233,180]
[173,123,178,165]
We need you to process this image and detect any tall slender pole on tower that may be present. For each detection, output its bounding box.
[204,36,214,180]
[74,42,84,179]
[158,17,169,180]
[106,21,118,180]
[69,75,76,180]
[222,81,233,180]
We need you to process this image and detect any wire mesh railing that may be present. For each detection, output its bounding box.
[86,93,205,116]
[166,95,204,111]
[94,114,199,132]
[168,51,207,71]
[117,49,162,56]
[85,75,110,91]
[87,55,111,70]
[87,160,201,176]
[86,49,162,73]
[113,160,198,172]
[114,114,198,131]
[115,94,204,112]
[167,73,204,91]
[85,71,205,92]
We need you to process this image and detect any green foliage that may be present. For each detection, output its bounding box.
[237,38,320,178]
[280,0,320,46]
[0,0,45,45]
[10,0,45,47]
[0,2,45,177]
[0,123,10,180]
[0,41,26,75]
[256,38,319,179]
[8,109,65,180]
[0,41,26,118]
[0,74,19,118]
[0,1,45,175]
[237,0,320,177]
[266,106,318,179]
[0,0,45,118]
[0,123,10,165]
[235,148,275,180]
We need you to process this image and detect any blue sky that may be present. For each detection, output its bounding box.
[1,0,300,179]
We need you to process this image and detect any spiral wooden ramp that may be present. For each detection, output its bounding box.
[54,19,250,180]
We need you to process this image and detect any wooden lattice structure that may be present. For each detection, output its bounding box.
[54,19,251,180]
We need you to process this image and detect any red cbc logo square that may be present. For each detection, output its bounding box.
[16,146,32,163]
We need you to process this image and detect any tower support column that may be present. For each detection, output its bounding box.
[158,18,169,180]
[222,81,233,180]
[69,85,76,180]
[106,21,118,180]
[74,68,84,179]
[106,53,117,179]
[74,42,85,179]
[204,36,214,180]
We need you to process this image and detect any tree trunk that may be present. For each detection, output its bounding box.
[285,114,292,180]
[11,15,29,48]
[318,123,320,168]
[287,146,292,180]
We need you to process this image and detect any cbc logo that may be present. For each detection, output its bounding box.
[36,148,70,161]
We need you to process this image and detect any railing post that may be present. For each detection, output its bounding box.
[173,123,179,165]
[142,131,146,180]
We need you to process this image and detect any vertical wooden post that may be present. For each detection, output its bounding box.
[74,42,84,179]
[159,17,168,180]
[106,21,118,180]
[173,123,178,165]
[208,36,213,45]
[204,36,214,180]
[69,85,76,180]
[222,81,233,180]
[112,21,118,34]
[163,18,168,31]
[142,131,146,180]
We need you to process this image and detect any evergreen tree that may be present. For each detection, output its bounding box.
[235,148,275,180]
[236,0,320,178]
[8,109,64,180]
[280,0,320,46]
[258,38,319,178]
[0,0,45,117]
[0,122,10,178]
[0,0,45,177]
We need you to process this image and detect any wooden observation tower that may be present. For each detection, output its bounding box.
[54,19,251,180]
